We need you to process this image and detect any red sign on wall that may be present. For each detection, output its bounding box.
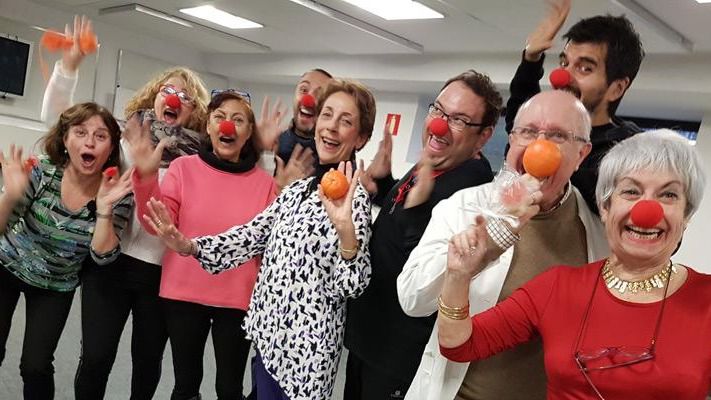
[385,113,401,136]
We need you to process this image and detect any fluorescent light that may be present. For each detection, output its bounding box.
[341,0,443,20]
[696,0,711,3]
[100,4,193,28]
[288,0,424,53]
[179,5,262,29]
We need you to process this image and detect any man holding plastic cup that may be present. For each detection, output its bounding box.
[397,90,608,400]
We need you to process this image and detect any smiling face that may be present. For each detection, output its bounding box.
[293,70,332,133]
[206,99,253,163]
[601,169,687,268]
[559,41,628,125]
[63,115,114,177]
[507,91,591,210]
[315,91,366,165]
[153,76,196,128]
[421,81,492,171]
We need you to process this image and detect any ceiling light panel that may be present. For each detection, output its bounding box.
[340,0,443,20]
[179,5,263,29]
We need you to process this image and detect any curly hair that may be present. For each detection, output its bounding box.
[441,70,503,128]
[315,79,376,151]
[41,102,122,169]
[123,67,209,132]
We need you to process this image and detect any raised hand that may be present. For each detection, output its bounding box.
[125,113,170,178]
[318,161,361,232]
[62,15,94,73]
[96,167,133,214]
[275,144,315,190]
[0,145,32,202]
[367,126,393,180]
[255,96,287,151]
[524,0,571,62]
[446,215,489,279]
[357,159,377,195]
[404,155,435,209]
[143,197,194,254]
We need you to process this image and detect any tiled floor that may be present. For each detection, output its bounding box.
[1,292,348,400]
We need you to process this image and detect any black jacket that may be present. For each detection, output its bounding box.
[504,52,641,215]
[345,157,494,382]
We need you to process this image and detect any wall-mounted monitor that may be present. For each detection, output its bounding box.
[0,35,33,97]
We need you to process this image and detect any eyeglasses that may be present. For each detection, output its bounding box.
[211,88,251,105]
[159,85,195,106]
[428,103,484,132]
[511,126,589,145]
[572,261,671,400]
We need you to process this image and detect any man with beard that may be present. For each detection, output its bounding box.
[505,0,645,215]
[276,69,333,163]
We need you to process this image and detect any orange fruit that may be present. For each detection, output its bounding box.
[522,139,561,179]
[41,31,72,51]
[321,170,349,200]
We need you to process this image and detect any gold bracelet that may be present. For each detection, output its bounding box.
[438,295,469,320]
[339,245,358,255]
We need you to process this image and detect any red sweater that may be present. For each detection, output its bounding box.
[133,154,276,309]
[441,261,711,399]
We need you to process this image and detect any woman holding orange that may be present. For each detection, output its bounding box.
[40,15,209,399]
[144,79,375,400]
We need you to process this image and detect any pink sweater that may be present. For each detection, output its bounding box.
[132,154,276,309]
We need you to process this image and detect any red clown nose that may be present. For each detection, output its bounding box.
[300,94,316,108]
[23,157,39,173]
[165,94,181,109]
[630,200,664,228]
[429,117,449,137]
[549,68,572,89]
[219,120,236,136]
[103,166,118,178]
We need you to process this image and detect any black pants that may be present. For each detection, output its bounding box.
[343,352,409,400]
[164,298,251,400]
[0,265,74,400]
[74,254,168,400]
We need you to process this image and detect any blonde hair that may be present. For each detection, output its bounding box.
[123,67,209,132]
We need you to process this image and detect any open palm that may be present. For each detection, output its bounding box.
[0,145,32,202]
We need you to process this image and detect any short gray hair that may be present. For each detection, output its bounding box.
[513,91,592,140]
[596,129,706,217]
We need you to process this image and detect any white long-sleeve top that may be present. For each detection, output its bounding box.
[397,182,609,400]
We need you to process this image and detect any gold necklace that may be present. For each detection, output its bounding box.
[602,259,677,294]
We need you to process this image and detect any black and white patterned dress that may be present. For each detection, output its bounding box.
[194,177,372,399]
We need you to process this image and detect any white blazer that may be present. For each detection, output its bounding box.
[396,182,609,400]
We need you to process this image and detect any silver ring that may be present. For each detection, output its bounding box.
[468,246,477,256]
[155,219,163,228]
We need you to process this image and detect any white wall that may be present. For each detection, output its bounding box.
[675,112,711,273]
[0,0,209,118]
[242,81,422,177]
